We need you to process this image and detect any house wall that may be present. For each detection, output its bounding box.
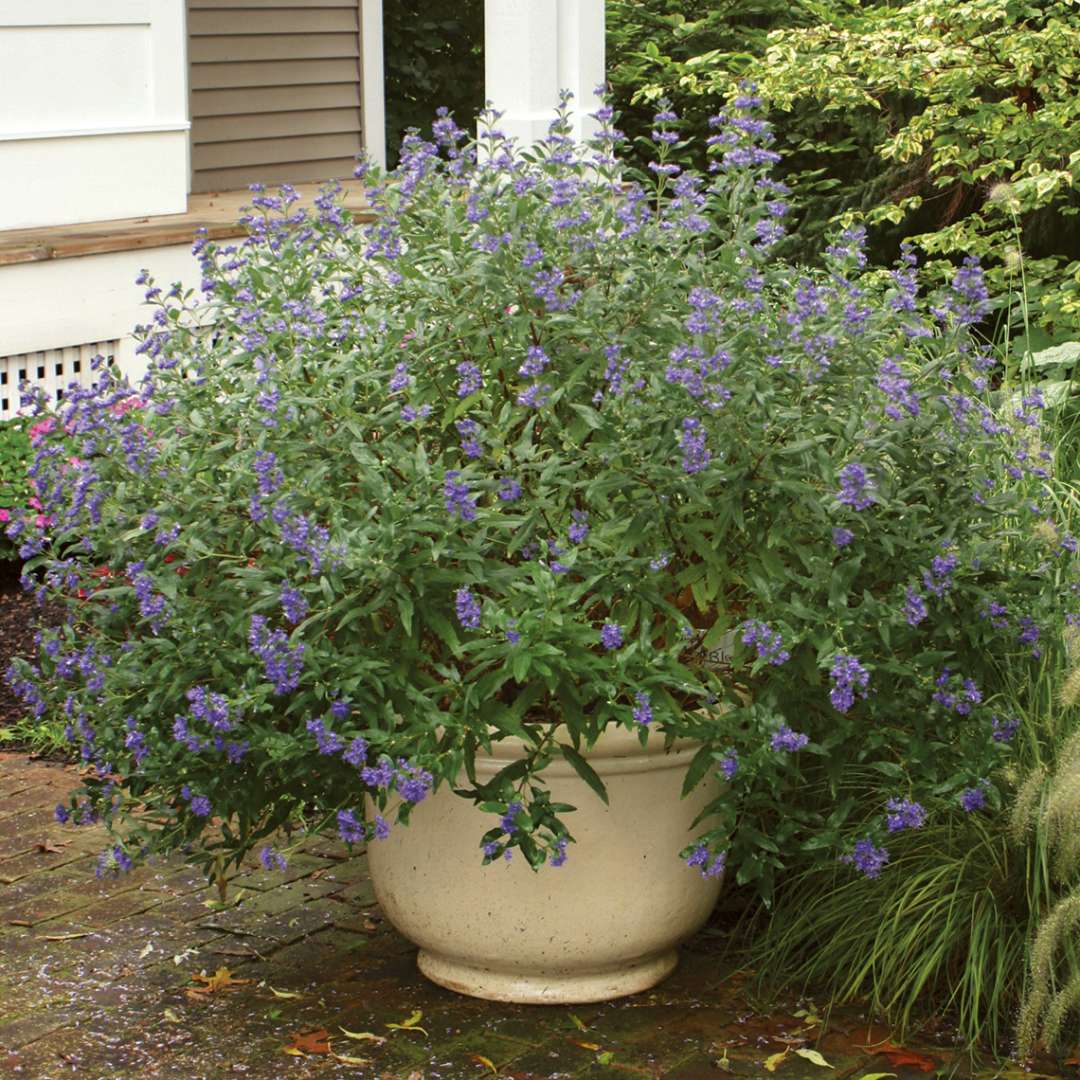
[0,0,189,230]
[0,245,200,390]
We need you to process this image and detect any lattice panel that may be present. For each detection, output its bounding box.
[0,340,119,417]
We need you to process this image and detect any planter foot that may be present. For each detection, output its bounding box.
[416,947,679,1004]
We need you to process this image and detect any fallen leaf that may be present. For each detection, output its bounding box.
[794,1048,834,1069]
[173,947,198,965]
[138,942,154,959]
[596,1050,615,1065]
[857,1074,896,1080]
[332,1051,371,1066]
[269,986,304,999]
[284,1027,332,1055]
[570,1040,603,1052]
[569,1013,588,1032]
[764,1049,790,1072]
[40,932,89,941]
[163,1008,183,1024]
[185,967,254,999]
[339,1028,386,1045]
[35,840,68,854]
[362,917,379,932]
[8,919,32,927]
[386,1009,428,1036]
[871,1043,937,1073]
[470,1054,497,1073]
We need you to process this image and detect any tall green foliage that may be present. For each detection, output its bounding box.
[607,0,1080,337]
[382,0,483,166]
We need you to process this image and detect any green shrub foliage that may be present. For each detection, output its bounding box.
[6,95,1076,904]
[608,0,1080,337]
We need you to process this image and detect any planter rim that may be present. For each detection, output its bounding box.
[474,723,709,779]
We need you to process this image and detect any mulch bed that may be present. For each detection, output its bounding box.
[0,562,64,730]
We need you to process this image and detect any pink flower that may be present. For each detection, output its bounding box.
[35,514,50,529]
[110,396,145,417]
[0,509,9,523]
[28,496,41,510]
[28,417,57,444]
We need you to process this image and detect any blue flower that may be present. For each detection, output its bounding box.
[679,417,711,474]
[832,527,854,548]
[631,691,653,726]
[337,808,364,844]
[960,785,988,813]
[443,471,477,522]
[837,463,874,511]
[500,801,523,833]
[770,725,808,752]
[600,623,623,650]
[829,653,869,713]
[841,838,889,879]
[884,797,926,832]
[741,620,790,665]
[568,510,590,544]
[497,477,522,502]
[280,584,308,625]
[456,361,482,398]
[991,715,1020,743]
[903,588,927,627]
[455,587,481,629]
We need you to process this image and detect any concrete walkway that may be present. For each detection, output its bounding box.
[0,753,983,1079]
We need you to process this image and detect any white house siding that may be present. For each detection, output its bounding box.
[0,245,200,394]
[0,0,190,230]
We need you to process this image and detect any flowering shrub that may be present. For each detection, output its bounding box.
[6,91,1077,897]
[0,417,36,562]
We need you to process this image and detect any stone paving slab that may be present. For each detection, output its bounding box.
[0,752,1022,1079]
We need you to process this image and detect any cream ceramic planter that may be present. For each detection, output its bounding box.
[365,726,724,1004]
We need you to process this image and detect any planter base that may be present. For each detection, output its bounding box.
[417,947,678,1004]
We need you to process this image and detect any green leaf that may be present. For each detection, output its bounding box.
[558,743,609,805]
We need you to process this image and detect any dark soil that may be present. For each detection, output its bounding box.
[0,561,63,729]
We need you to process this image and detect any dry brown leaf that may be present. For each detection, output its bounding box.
[8,919,32,927]
[40,931,89,942]
[570,1040,603,1052]
[868,1042,937,1073]
[284,1027,332,1055]
[185,966,254,999]
[35,840,68,854]
[470,1054,497,1074]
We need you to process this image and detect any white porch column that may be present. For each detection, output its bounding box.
[360,0,387,170]
[484,0,605,148]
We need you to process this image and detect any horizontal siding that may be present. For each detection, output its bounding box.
[189,31,359,63]
[193,157,360,190]
[189,57,360,90]
[188,8,358,34]
[193,131,361,170]
[192,82,359,116]
[188,1,363,193]
[190,0,357,7]
[195,106,360,143]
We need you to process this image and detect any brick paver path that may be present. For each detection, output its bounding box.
[0,753,980,1079]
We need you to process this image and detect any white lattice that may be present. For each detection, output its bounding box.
[0,340,119,418]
